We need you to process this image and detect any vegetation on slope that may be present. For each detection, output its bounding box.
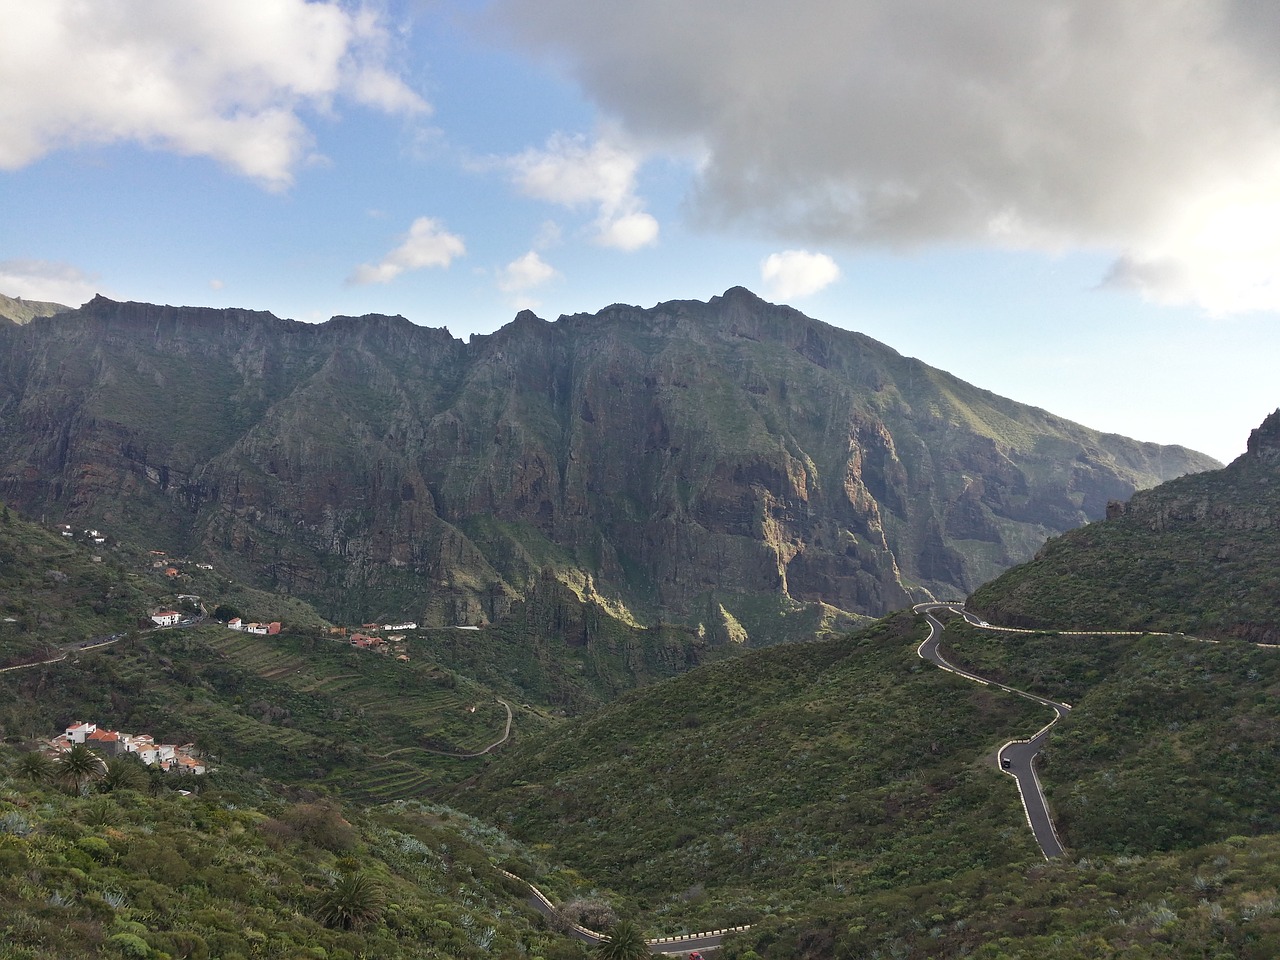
[0,507,166,667]
[970,408,1280,642]
[452,613,1048,926]
[720,833,1280,959]
[0,745,595,960]
[0,624,544,802]
[0,292,70,325]
[937,619,1280,854]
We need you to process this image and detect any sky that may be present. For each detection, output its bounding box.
[3,1,1279,465]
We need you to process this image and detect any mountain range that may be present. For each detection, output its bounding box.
[0,288,1215,650]
[0,281,1276,958]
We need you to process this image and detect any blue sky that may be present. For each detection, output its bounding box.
[3,1,1279,465]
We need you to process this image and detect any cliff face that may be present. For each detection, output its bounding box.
[971,409,1280,642]
[0,288,1217,642]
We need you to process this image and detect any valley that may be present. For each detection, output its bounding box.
[0,294,1276,959]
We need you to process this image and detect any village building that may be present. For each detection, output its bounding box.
[151,610,181,627]
[46,721,207,775]
[65,721,97,743]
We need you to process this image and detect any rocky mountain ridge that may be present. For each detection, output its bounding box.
[0,287,1217,644]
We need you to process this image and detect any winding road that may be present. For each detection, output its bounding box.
[500,868,747,955]
[416,698,515,758]
[914,602,1070,860]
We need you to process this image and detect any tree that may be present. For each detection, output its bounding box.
[594,921,649,960]
[56,743,107,795]
[212,604,242,623]
[16,750,55,784]
[98,756,149,793]
[314,871,386,930]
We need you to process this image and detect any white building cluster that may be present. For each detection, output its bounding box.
[49,721,206,775]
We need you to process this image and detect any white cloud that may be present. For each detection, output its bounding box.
[761,250,840,300]
[597,212,659,252]
[499,251,558,293]
[0,0,427,189]
[0,259,100,306]
[490,0,1280,313]
[497,251,559,309]
[508,134,659,250]
[349,217,465,285]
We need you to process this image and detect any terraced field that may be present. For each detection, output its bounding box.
[193,628,524,798]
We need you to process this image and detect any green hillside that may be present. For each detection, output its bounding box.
[0,507,165,667]
[969,409,1280,642]
[452,613,1048,920]
[934,618,1280,854]
[0,292,71,325]
[0,624,549,803]
[0,745,595,960]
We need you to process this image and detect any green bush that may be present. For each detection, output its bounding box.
[107,932,151,958]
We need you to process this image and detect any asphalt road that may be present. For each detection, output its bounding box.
[504,869,739,954]
[914,603,1069,860]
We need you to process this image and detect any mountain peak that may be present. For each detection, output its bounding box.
[1245,408,1280,464]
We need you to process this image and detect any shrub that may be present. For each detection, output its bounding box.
[107,932,151,958]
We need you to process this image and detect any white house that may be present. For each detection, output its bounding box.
[227,617,243,630]
[135,744,160,766]
[65,721,97,743]
[151,611,181,627]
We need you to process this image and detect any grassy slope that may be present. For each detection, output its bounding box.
[0,511,166,666]
[0,746,595,960]
[0,624,549,803]
[936,619,1280,854]
[452,613,1048,926]
[0,293,70,325]
[0,504,555,802]
[969,422,1280,642]
[721,833,1280,960]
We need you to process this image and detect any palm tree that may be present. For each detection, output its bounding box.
[314,871,386,930]
[594,920,650,960]
[16,751,55,784]
[56,743,107,795]
[98,757,149,793]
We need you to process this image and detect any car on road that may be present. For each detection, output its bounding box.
[689,953,703,960]
[1000,757,1012,769]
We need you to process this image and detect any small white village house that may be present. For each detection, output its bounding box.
[51,722,207,775]
[151,610,181,627]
